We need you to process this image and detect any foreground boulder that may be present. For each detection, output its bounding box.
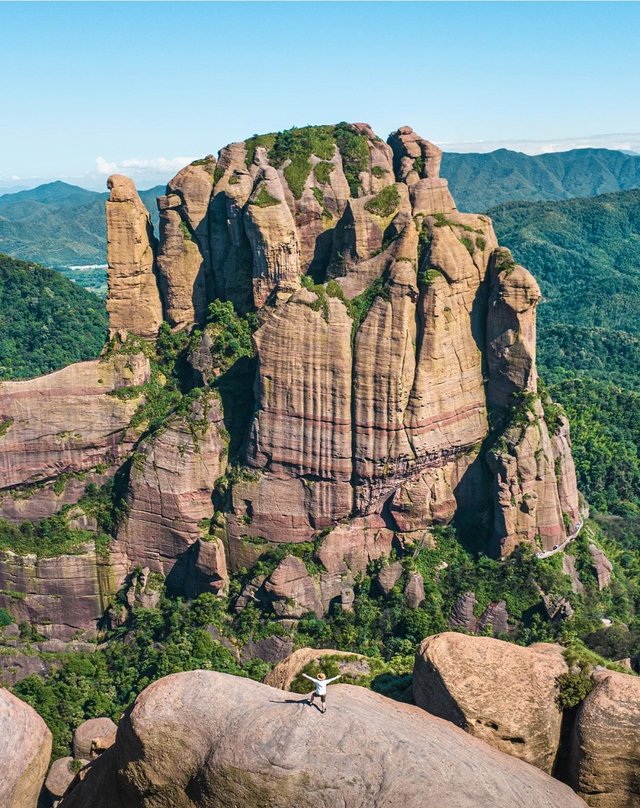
[59,670,586,808]
[568,668,640,807]
[413,632,567,773]
[0,687,52,808]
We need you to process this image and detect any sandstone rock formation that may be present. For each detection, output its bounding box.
[112,392,228,589]
[589,543,613,590]
[100,123,578,568]
[568,668,640,807]
[45,757,78,802]
[156,160,215,329]
[0,543,110,641]
[59,670,587,808]
[106,174,163,338]
[0,352,150,521]
[413,632,567,773]
[73,716,117,760]
[0,687,52,808]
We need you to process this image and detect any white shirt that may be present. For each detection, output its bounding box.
[303,673,341,695]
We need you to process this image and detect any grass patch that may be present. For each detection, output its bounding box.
[250,187,281,208]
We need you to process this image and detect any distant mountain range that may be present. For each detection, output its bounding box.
[0,180,163,267]
[441,147,640,211]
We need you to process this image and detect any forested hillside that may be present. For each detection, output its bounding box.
[0,181,162,266]
[491,189,640,517]
[442,148,640,211]
[0,253,107,378]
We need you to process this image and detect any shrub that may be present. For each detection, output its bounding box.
[334,122,370,196]
[364,185,400,218]
[314,161,335,185]
[556,671,594,709]
[0,607,14,626]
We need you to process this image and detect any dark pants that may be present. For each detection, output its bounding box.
[310,692,326,709]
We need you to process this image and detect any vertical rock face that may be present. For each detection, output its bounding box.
[245,289,354,539]
[112,393,228,588]
[106,174,163,338]
[0,687,52,808]
[0,544,111,641]
[568,669,640,807]
[156,160,215,329]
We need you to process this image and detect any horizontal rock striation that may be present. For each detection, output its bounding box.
[0,543,112,641]
[59,670,587,808]
[0,353,150,521]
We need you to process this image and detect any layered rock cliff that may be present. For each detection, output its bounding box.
[104,122,578,566]
[0,122,581,634]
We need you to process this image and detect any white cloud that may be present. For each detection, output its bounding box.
[437,133,640,155]
[95,155,195,176]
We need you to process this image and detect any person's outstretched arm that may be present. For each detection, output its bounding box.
[325,675,341,684]
[302,673,319,684]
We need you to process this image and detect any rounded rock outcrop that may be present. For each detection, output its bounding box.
[59,670,586,808]
[413,632,567,773]
[0,687,52,808]
[568,668,640,807]
[72,716,117,760]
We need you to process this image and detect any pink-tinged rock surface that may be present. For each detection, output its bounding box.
[157,160,215,329]
[568,668,640,807]
[315,513,393,574]
[264,555,322,618]
[58,670,587,808]
[45,756,77,800]
[246,290,353,533]
[563,554,585,595]
[245,167,302,308]
[112,393,227,585]
[413,633,567,774]
[0,687,52,808]
[0,544,112,641]
[105,174,163,339]
[589,543,613,590]
[73,717,118,760]
[0,353,150,492]
[488,399,568,556]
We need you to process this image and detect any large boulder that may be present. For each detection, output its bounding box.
[73,716,117,760]
[0,687,52,808]
[59,670,586,808]
[413,632,567,773]
[568,668,640,807]
[45,757,78,801]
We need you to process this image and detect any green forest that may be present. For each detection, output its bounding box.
[0,253,108,379]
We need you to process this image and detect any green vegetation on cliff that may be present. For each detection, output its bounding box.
[0,252,108,379]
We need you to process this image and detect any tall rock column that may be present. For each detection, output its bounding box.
[156,160,215,329]
[106,174,163,339]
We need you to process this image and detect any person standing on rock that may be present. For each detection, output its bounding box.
[302,671,341,713]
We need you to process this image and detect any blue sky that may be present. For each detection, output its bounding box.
[1,1,639,190]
